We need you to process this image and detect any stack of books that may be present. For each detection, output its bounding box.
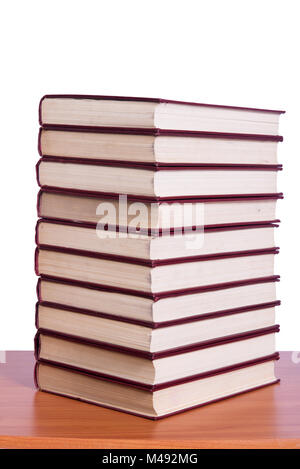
[34,95,284,419]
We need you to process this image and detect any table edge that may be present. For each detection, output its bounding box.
[1,435,300,449]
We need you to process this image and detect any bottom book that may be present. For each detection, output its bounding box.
[35,355,279,419]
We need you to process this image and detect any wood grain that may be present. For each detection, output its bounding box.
[0,351,299,449]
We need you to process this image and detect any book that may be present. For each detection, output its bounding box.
[39,95,284,135]
[35,355,279,419]
[39,127,282,166]
[35,246,279,296]
[36,301,278,353]
[35,327,279,385]
[36,219,277,260]
[37,189,282,231]
[37,276,279,324]
[37,158,281,198]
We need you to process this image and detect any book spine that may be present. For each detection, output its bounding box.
[36,159,42,187]
[37,127,42,156]
[34,247,40,276]
[35,302,39,329]
[36,277,42,302]
[36,190,42,218]
[33,362,39,389]
[34,331,41,360]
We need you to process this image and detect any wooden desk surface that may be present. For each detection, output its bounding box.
[0,351,299,449]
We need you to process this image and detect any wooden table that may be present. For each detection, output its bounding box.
[0,351,299,449]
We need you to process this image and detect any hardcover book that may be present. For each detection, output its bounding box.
[39,127,282,166]
[36,301,279,353]
[39,95,284,135]
[36,219,277,260]
[35,355,279,419]
[37,157,282,198]
[37,276,279,324]
[35,246,279,297]
[35,326,279,386]
[37,188,282,230]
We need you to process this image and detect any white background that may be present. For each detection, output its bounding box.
[0,0,299,350]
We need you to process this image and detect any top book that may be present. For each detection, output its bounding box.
[39,95,284,136]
